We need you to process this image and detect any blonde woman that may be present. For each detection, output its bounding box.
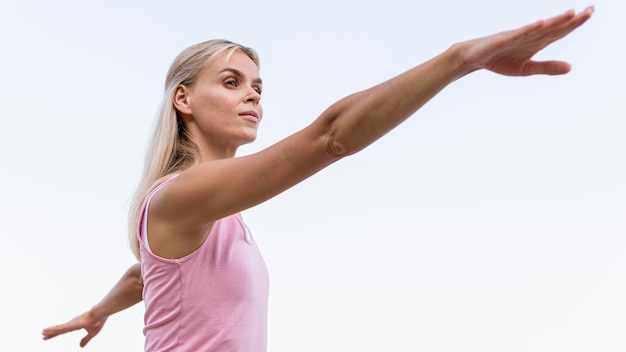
[43,7,593,351]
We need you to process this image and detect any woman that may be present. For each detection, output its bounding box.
[42,7,594,351]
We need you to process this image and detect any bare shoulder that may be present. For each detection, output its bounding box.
[145,170,214,259]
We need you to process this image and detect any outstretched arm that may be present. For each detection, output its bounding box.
[42,263,143,347]
[152,7,594,254]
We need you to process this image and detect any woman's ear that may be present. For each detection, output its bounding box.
[173,85,193,115]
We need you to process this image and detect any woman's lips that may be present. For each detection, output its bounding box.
[239,111,260,122]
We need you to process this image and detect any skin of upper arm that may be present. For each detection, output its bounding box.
[159,124,338,219]
[145,120,341,257]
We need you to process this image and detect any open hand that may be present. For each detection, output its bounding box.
[42,311,107,348]
[459,6,594,76]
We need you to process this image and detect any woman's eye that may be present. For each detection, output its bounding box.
[225,79,238,87]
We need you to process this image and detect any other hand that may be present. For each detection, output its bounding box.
[42,311,107,348]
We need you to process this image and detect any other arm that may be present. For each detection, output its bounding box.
[42,263,143,347]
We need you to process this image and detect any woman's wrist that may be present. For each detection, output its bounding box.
[87,304,109,323]
[447,41,481,80]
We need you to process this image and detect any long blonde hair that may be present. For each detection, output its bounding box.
[128,39,260,260]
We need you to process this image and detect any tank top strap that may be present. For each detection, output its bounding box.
[139,174,181,251]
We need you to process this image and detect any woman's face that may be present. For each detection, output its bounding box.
[178,50,263,159]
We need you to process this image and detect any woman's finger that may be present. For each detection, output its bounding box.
[523,60,572,76]
[42,324,73,339]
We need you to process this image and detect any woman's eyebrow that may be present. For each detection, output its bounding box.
[219,68,263,85]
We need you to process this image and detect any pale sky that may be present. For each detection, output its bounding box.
[1,0,625,351]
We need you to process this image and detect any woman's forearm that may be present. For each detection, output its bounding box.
[89,263,143,321]
[317,45,466,157]
[316,8,592,159]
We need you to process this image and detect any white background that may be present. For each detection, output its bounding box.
[1,0,624,351]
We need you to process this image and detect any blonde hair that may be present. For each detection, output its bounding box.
[128,39,260,260]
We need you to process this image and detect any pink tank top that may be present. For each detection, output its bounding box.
[138,175,269,352]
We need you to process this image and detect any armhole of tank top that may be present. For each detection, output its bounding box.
[235,212,253,244]
[141,174,181,252]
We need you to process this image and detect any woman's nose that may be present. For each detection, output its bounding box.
[245,87,261,103]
